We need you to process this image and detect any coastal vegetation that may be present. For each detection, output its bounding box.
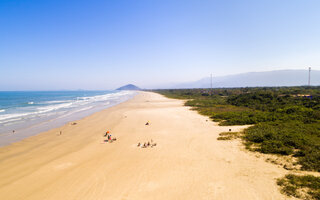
[277,174,320,200]
[156,86,320,199]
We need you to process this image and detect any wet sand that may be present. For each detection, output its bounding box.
[0,92,292,199]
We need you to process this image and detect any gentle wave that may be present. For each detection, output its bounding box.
[42,100,73,104]
[28,102,34,105]
[0,112,34,122]
[1,117,23,124]
[0,109,5,113]
[37,103,74,113]
[0,103,73,122]
[56,106,94,119]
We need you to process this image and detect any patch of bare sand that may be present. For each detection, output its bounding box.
[0,92,295,199]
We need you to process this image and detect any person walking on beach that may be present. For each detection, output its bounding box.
[104,131,110,137]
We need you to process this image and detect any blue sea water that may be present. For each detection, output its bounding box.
[0,90,136,146]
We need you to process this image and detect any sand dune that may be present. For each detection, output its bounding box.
[0,92,292,199]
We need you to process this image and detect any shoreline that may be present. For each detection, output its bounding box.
[0,92,290,199]
[0,91,136,147]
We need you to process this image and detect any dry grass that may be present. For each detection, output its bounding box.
[217,131,240,140]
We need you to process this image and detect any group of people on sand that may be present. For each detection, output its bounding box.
[137,139,156,148]
[104,131,116,143]
[103,120,154,146]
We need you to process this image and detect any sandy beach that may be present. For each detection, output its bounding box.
[0,92,292,200]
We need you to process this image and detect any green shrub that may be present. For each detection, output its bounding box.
[277,174,320,199]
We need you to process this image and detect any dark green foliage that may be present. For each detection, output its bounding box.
[277,174,320,199]
[212,111,275,125]
[244,122,320,170]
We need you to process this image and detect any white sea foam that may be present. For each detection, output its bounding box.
[74,106,94,112]
[28,102,34,104]
[2,117,23,124]
[0,109,5,113]
[37,103,74,113]
[2,120,23,126]
[76,91,134,102]
[56,106,94,119]
[0,103,72,123]
[43,100,73,104]
[0,112,32,122]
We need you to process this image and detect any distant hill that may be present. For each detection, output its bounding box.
[116,84,141,90]
[174,69,320,88]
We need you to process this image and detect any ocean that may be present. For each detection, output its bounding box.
[0,90,136,146]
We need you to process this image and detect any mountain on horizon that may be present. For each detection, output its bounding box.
[173,69,319,89]
[116,84,141,90]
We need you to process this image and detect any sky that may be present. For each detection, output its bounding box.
[1,0,320,90]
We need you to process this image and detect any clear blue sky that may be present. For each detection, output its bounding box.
[1,0,320,90]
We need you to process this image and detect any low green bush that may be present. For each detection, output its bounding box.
[277,174,320,199]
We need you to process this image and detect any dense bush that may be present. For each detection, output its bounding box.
[244,122,320,170]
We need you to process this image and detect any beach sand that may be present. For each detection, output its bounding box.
[0,92,292,200]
